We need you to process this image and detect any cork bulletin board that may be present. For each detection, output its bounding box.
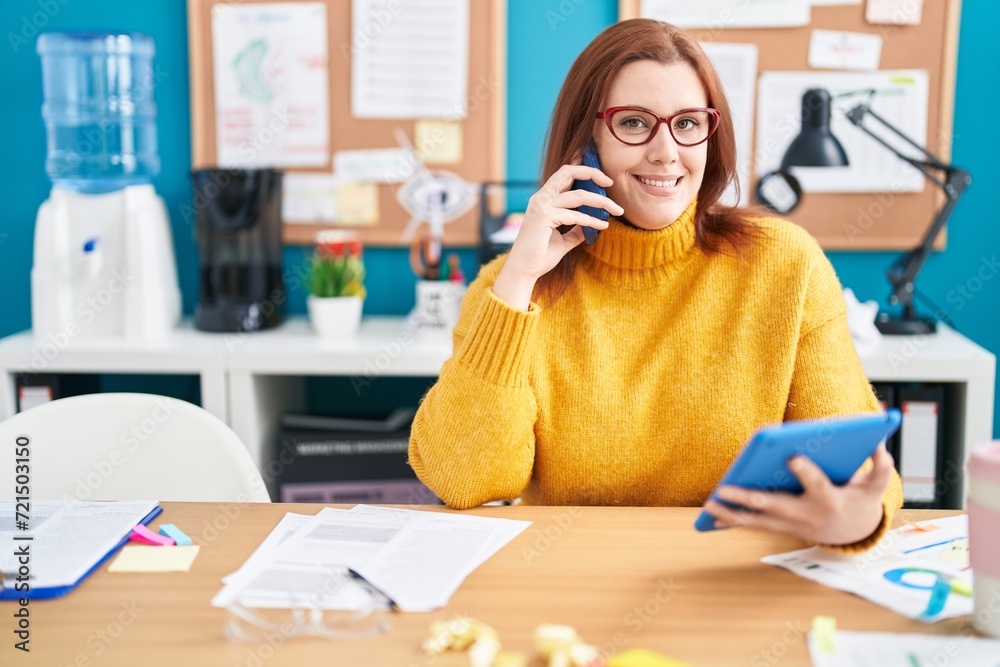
[619,0,963,250]
[187,0,507,246]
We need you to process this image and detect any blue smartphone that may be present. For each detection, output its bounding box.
[694,409,902,532]
[572,142,610,245]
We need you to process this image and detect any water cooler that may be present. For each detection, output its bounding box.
[32,32,180,343]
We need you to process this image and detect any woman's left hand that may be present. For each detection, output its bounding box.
[701,445,895,545]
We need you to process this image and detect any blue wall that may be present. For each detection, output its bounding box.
[1,0,997,435]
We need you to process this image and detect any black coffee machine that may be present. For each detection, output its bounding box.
[192,168,285,332]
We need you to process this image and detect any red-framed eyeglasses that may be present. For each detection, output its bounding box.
[596,106,721,147]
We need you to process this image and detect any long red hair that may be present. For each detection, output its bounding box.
[537,19,764,301]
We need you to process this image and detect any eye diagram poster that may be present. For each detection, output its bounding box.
[212,2,330,167]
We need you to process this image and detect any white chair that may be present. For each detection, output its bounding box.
[0,393,270,502]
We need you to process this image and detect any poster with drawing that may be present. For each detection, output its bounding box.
[212,2,330,167]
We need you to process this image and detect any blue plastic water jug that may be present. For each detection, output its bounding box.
[37,32,160,193]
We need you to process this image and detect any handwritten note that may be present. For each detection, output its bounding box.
[809,30,883,71]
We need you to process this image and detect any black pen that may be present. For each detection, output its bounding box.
[346,568,400,612]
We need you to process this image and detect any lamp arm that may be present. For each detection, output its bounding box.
[885,173,968,315]
[845,104,951,189]
[844,103,972,319]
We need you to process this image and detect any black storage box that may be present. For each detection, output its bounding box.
[270,409,440,504]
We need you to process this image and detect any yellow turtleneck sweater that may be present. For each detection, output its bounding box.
[409,200,903,552]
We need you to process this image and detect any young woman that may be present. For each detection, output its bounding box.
[409,19,902,551]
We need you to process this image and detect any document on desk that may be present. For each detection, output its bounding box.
[763,516,972,621]
[0,500,160,597]
[212,506,530,612]
[808,630,1000,667]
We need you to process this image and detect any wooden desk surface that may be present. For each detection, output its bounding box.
[12,504,972,667]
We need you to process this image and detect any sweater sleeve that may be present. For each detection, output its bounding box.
[784,245,904,553]
[408,259,541,509]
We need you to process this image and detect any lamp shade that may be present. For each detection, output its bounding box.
[780,89,849,169]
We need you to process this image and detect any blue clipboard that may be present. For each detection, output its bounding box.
[695,410,902,532]
[0,505,162,600]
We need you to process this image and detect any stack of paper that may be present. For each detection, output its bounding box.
[763,516,972,621]
[809,630,1000,667]
[0,500,160,598]
[212,505,530,612]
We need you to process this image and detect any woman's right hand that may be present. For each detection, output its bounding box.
[493,164,623,310]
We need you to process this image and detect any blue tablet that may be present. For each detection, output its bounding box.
[694,409,902,532]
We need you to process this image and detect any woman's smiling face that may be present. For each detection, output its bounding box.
[594,60,710,230]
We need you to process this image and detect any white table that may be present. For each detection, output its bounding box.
[0,318,994,499]
[0,320,229,423]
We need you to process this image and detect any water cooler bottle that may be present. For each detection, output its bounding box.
[32,32,180,342]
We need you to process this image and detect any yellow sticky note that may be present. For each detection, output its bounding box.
[108,545,201,573]
[607,648,695,667]
[335,182,379,226]
[415,120,463,165]
[812,615,837,655]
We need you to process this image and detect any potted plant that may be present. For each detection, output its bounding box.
[306,230,366,337]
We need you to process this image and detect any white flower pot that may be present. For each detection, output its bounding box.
[307,295,363,337]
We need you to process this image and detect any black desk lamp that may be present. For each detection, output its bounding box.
[758,88,972,336]
[781,89,849,170]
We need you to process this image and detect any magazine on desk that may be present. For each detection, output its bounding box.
[0,500,161,599]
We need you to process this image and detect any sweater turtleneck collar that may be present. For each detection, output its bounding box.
[580,197,699,285]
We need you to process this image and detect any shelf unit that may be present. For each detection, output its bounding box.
[0,318,993,501]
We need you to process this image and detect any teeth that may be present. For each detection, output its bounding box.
[638,176,678,188]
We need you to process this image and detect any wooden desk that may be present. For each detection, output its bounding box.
[12,504,975,667]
